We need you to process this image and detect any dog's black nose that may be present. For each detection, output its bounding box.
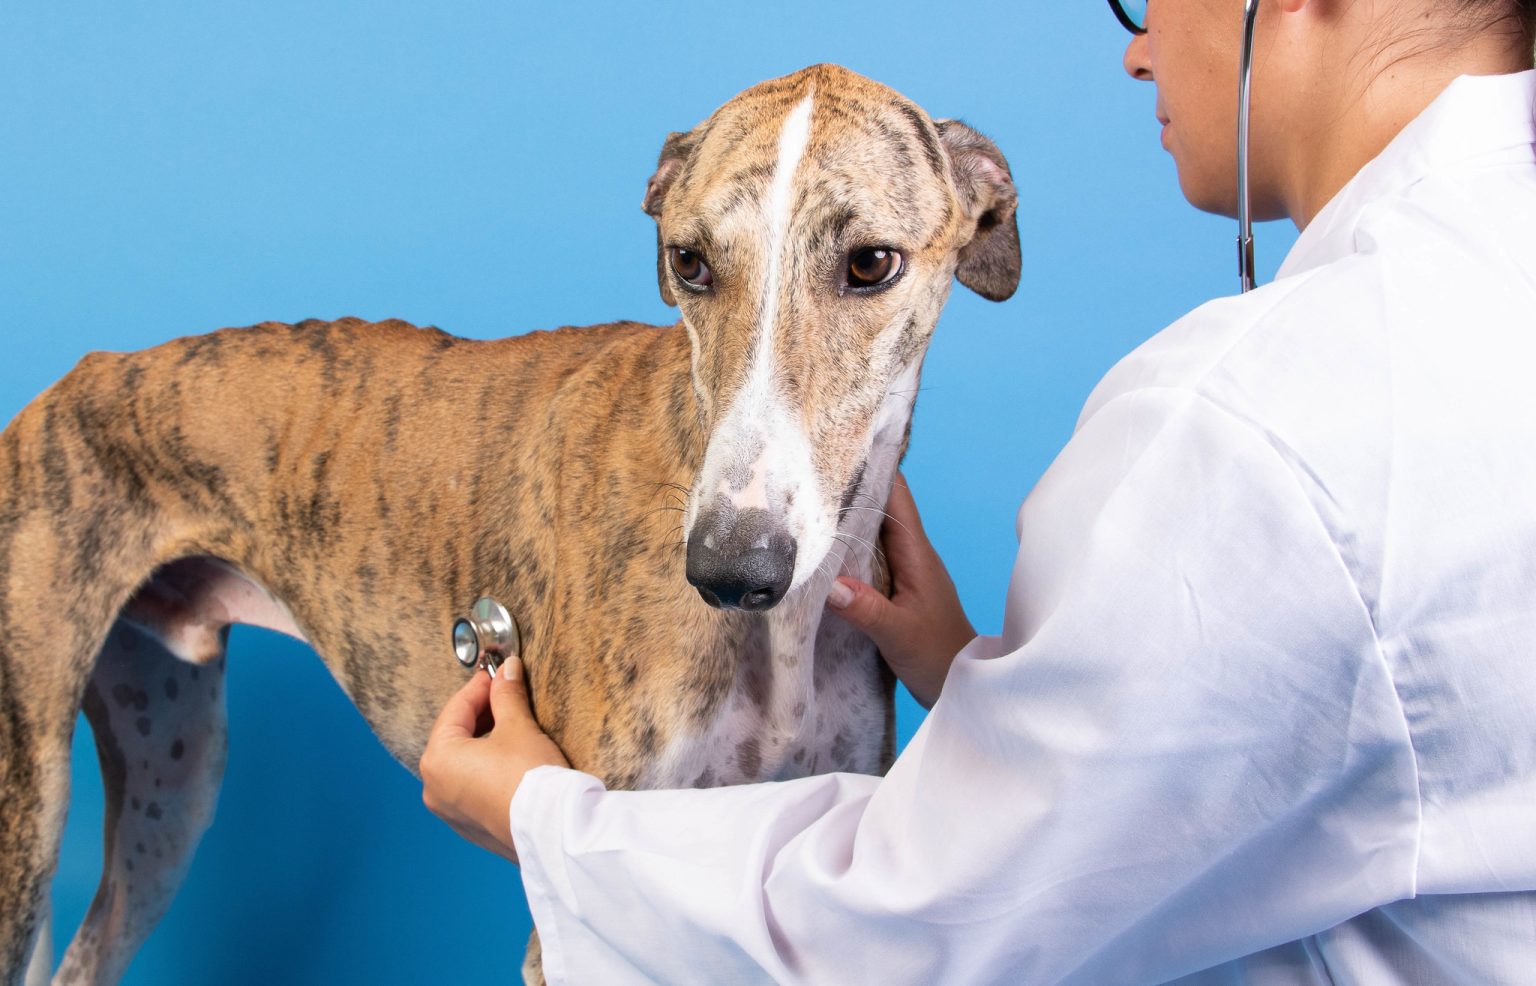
[686,506,797,612]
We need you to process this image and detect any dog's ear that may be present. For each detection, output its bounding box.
[642,130,696,307]
[937,120,1021,303]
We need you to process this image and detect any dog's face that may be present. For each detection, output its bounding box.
[643,63,1020,611]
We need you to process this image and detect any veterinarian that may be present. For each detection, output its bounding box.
[421,1,1536,981]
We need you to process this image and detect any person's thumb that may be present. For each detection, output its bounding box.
[826,576,899,644]
[489,655,538,728]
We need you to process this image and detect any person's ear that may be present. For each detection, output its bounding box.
[936,120,1021,302]
[641,130,696,307]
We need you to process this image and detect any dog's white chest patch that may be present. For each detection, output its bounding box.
[644,595,888,789]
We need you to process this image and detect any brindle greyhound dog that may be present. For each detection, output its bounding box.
[0,63,1019,985]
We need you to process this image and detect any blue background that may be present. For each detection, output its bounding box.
[1,2,1295,982]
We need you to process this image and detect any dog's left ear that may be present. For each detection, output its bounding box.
[937,120,1021,303]
[642,130,697,307]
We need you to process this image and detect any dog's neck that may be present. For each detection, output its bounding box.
[636,338,921,787]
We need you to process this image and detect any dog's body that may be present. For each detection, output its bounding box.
[0,64,1019,985]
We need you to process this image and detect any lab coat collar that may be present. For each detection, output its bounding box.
[1277,69,1536,279]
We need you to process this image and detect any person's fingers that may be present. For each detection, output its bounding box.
[427,671,492,746]
[827,575,902,644]
[879,475,936,576]
[489,655,539,729]
[885,472,924,532]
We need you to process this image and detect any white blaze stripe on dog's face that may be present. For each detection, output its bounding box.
[691,94,822,582]
[757,93,816,366]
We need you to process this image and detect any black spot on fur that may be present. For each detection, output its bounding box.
[170,738,184,760]
[736,738,761,778]
[145,802,162,820]
[744,662,769,710]
[135,716,151,737]
[164,677,178,701]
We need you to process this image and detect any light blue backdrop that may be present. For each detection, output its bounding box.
[1,1,1296,981]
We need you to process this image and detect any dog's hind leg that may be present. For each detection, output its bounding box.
[52,621,228,986]
[0,649,79,986]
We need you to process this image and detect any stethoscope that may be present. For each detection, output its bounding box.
[1237,0,1260,293]
[452,596,521,678]
[1115,0,1263,291]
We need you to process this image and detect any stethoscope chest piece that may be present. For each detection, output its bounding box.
[452,596,520,678]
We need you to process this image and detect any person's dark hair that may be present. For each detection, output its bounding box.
[1452,0,1536,61]
[1370,0,1536,75]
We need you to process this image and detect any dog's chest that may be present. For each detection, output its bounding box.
[643,599,889,789]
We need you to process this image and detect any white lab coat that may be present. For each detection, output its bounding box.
[509,70,1536,985]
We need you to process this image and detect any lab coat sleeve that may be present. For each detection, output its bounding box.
[510,385,1423,986]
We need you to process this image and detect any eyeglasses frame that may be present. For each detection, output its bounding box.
[1107,0,1146,35]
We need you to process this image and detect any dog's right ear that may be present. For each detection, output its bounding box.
[642,130,696,307]
[936,120,1021,303]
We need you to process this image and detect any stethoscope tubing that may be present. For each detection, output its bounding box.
[1238,0,1260,293]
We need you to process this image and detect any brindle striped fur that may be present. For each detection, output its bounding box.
[0,64,1019,985]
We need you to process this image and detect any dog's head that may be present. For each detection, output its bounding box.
[643,63,1019,612]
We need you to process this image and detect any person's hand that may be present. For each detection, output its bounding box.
[419,656,571,863]
[826,472,975,709]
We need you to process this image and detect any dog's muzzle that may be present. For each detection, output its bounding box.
[686,505,797,612]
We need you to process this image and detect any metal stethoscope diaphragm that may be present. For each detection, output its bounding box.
[452,596,521,678]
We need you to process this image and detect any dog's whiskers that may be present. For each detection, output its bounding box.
[837,504,893,521]
[836,503,916,541]
[832,531,885,569]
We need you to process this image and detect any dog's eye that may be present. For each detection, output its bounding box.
[669,247,713,288]
[847,247,903,290]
